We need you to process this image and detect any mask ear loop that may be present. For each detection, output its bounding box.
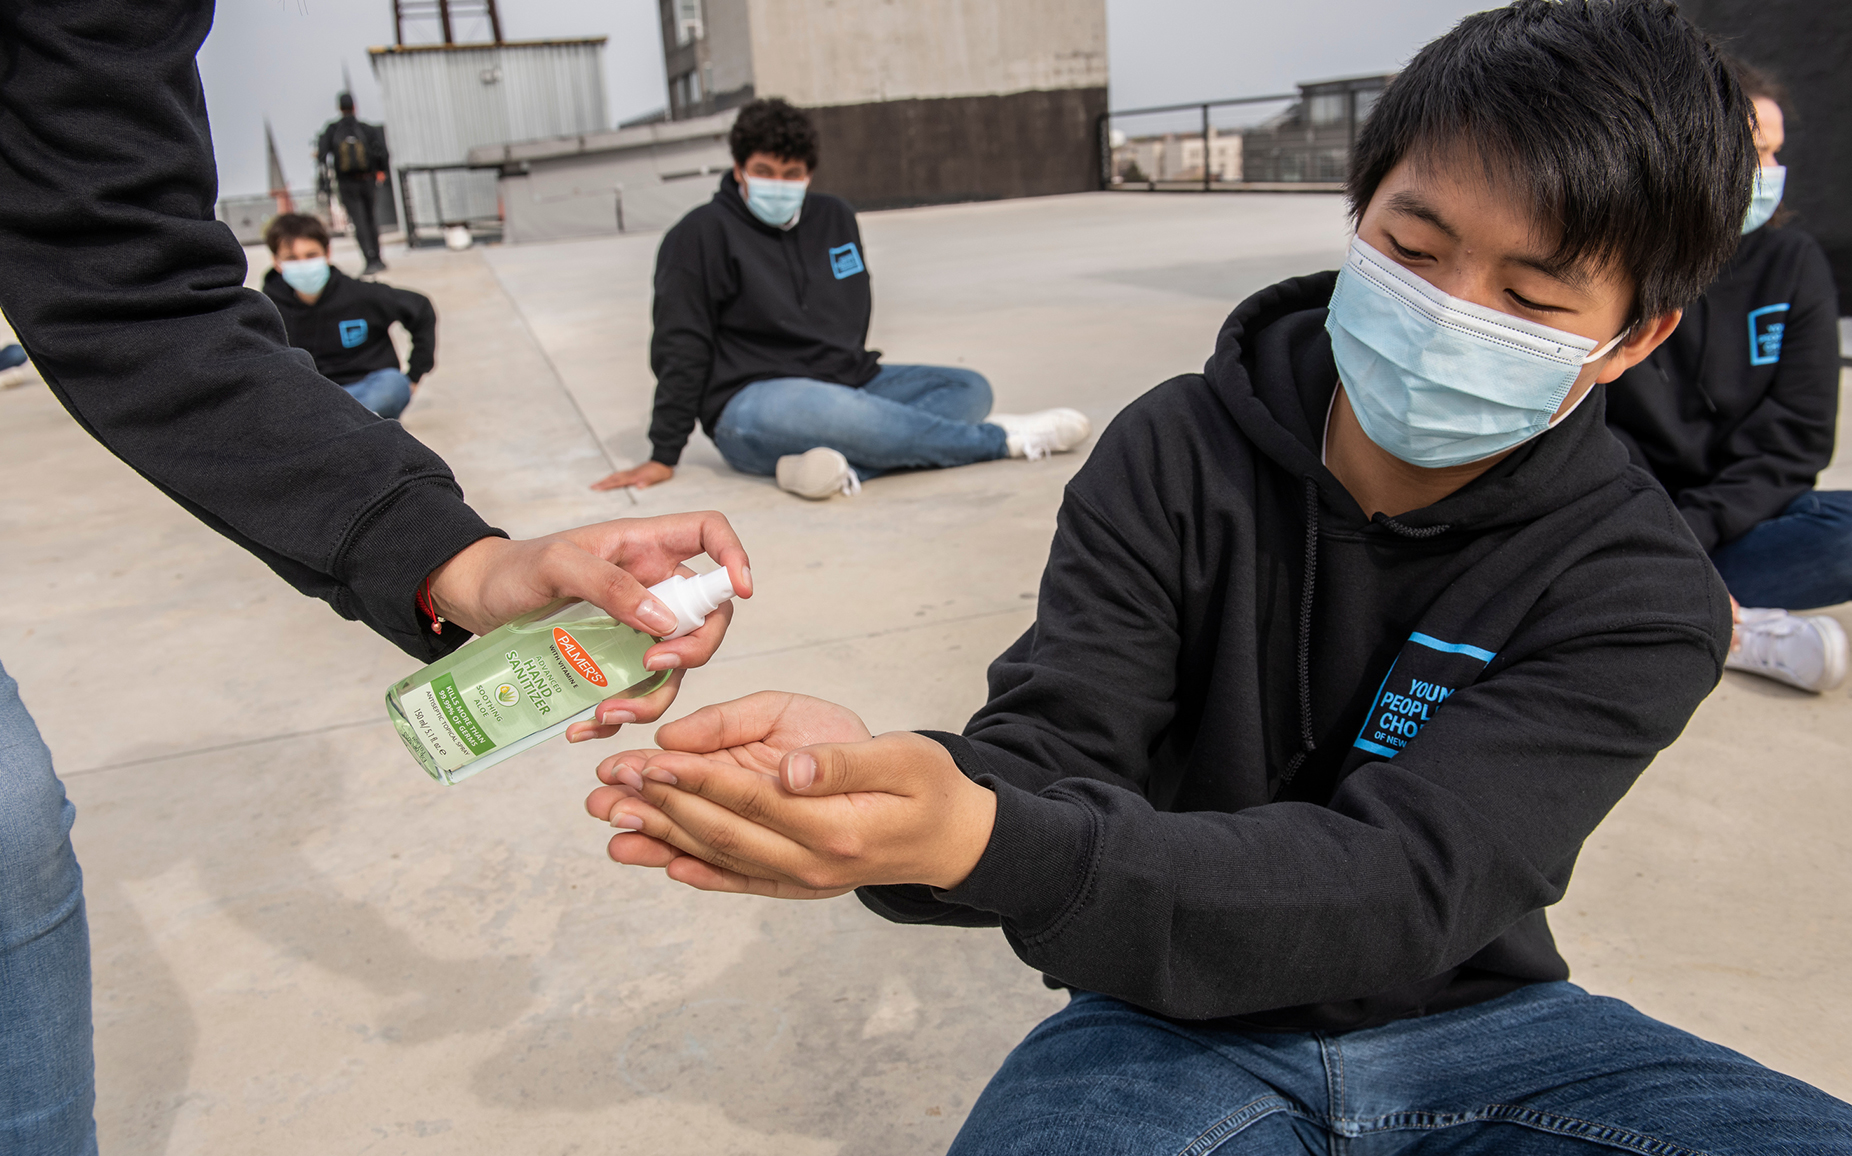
[1551,324,1634,429]
[1580,325,1631,365]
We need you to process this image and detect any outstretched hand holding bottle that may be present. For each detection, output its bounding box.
[391,512,753,782]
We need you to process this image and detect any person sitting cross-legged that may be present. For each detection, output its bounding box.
[589,98,1090,501]
[584,4,1852,1152]
[1608,58,1850,693]
[262,212,434,420]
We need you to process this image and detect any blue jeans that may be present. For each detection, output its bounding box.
[1710,490,1852,610]
[0,661,97,1155]
[341,367,413,419]
[951,984,1852,1155]
[712,363,1007,480]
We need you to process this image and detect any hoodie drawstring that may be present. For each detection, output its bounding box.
[1278,476,1321,789]
[1275,478,1454,794]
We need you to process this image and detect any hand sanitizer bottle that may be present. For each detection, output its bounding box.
[385,569,737,784]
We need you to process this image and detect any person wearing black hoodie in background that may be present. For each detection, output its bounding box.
[262,212,433,419]
[584,3,1852,1151]
[589,98,1092,501]
[1609,59,1849,694]
[316,92,390,276]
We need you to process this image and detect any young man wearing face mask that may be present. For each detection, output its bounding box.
[262,213,435,419]
[1607,60,1849,693]
[590,97,1090,500]
[584,2,1852,1149]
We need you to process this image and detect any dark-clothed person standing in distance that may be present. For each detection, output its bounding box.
[317,92,390,276]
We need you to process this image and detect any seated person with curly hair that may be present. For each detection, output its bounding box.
[591,98,1090,501]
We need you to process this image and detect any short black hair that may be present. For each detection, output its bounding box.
[729,98,820,171]
[265,212,330,254]
[338,92,355,112]
[1347,0,1754,323]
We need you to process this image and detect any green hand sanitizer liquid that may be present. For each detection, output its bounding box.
[385,570,736,784]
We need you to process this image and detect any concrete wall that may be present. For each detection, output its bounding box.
[804,86,1107,210]
[475,110,737,243]
[744,0,1105,107]
[704,0,756,104]
[1682,0,1852,314]
[731,0,1107,210]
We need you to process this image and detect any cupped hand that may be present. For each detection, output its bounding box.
[591,461,674,492]
[585,692,871,877]
[426,512,752,734]
[595,691,872,785]
[586,717,996,899]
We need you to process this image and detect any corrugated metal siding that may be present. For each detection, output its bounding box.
[370,40,606,229]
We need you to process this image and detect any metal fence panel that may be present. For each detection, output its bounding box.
[370,39,607,230]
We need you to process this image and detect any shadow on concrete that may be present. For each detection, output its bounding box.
[469,894,1058,1155]
[1091,249,1343,302]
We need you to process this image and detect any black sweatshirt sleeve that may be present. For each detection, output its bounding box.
[866,443,1723,1020]
[387,286,438,382]
[647,219,727,465]
[370,123,391,175]
[0,0,498,661]
[1676,240,1842,551]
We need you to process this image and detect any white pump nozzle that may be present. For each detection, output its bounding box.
[646,569,738,640]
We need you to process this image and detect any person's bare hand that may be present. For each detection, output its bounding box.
[425,513,752,736]
[592,461,673,492]
[585,692,872,883]
[585,702,996,899]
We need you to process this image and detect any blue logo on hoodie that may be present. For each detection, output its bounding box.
[339,319,369,348]
[828,243,865,280]
[1353,632,1496,760]
[1747,303,1788,366]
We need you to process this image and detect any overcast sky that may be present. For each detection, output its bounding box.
[201,0,1494,197]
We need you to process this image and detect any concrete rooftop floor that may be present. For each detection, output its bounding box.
[2,191,1849,1154]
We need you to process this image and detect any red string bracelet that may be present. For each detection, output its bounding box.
[415,576,446,634]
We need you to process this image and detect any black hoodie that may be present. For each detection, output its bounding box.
[1606,224,1841,553]
[0,0,494,664]
[262,266,436,386]
[647,172,881,465]
[861,274,1730,1033]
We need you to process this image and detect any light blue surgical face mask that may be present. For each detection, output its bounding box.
[279,256,331,296]
[1325,237,1627,469]
[1742,165,1786,234]
[743,175,807,228]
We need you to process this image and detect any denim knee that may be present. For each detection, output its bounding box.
[0,673,81,951]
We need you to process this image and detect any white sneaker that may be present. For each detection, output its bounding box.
[0,362,36,389]
[774,447,862,500]
[1727,607,1848,692]
[990,408,1093,461]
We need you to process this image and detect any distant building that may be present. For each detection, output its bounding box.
[1111,131,1240,184]
[1240,75,1389,184]
[369,36,609,242]
[653,0,1109,209]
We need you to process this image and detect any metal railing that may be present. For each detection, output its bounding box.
[1099,94,1297,192]
[1101,80,1386,193]
[397,164,505,247]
